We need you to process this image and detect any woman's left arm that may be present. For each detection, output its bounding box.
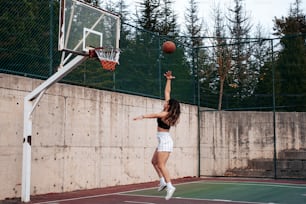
[133,111,167,120]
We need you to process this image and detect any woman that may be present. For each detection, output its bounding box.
[133,70,181,200]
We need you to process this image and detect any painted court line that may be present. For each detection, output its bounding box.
[32,185,162,204]
[124,201,156,204]
[175,196,275,204]
[120,193,276,204]
[32,192,118,204]
[202,181,306,189]
[167,179,306,189]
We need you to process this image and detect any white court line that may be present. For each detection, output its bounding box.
[200,181,306,189]
[124,201,156,204]
[119,194,276,204]
[32,192,118,204]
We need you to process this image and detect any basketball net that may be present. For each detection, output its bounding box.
[89,47,120,71]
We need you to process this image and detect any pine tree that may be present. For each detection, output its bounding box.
[0,0,59,77]
[136,0,160,32]
[273,0,306,111]
[227,0,253,99]
[183,0,205,104]
[246,24,275,110]
[184,0,204,64]
[158,0,179,36]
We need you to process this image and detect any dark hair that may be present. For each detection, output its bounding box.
[165,99,180,126]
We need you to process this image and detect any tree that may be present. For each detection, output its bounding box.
[209,3,233,110]
[272,0,306,111]
[158,0,179,36]
[131,0,194,102]
[227,0,254,99]
[0,0,59,77]
[183,0,206,104]
[84,0,99,6]
[135,0,160,32]
[183,0,205,64]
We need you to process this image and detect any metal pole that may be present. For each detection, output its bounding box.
[271,39,277,179]
[192,46,196,104]
[49,0,54,76]
[21,55,87,202]
[196,47,201,177]
[21,100,33,202]
[158,35,162,99]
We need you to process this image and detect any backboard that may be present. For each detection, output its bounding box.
[59,0,121,55]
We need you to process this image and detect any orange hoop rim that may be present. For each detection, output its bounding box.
[89,47,120,71]
[100,60,117,71]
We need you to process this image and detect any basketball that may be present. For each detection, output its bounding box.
[162,41,176,53]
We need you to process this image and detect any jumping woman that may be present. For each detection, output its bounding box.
[133,70,181,200]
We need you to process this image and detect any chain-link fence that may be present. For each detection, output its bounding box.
[0,1,59,78]
[1,1,305,110]
[197,35,306,111]
[0,1,195,104]
[196,35,306,179]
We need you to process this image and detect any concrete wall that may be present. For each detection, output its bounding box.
[0,74,198,200]
[200,111,306,178]
[1,73,306,201]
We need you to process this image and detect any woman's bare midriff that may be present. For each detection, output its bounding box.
[157,127,170,132]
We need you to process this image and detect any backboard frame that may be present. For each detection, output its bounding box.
[58,0,121,56]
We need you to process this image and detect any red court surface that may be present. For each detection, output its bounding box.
[3,177,306,204]
[29,177,209,204]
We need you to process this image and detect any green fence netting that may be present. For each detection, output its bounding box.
[1,1,306,110]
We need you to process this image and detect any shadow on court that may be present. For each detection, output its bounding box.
[5,177,306,204]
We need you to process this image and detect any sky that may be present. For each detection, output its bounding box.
[190,0,305,32]
[126,0,306,36]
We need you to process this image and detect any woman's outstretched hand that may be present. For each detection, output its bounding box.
[133,115,143,120]
[164,71,175,80]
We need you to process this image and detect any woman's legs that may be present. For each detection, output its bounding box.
[152,132,175,199]
[151,149,167,191]
[151,149,163,178]
[151,149,171,182]
[157,152,171,182]
[152,150,175,200]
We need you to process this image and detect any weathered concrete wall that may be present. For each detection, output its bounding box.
[0,74,198,200]
[2,73,306,201]
[200,111,306,178]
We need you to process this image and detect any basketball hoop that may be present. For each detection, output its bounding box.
[89,47,120,71]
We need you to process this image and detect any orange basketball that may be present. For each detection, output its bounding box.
[162,41,176,53]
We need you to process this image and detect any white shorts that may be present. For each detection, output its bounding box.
[156,132,173,152]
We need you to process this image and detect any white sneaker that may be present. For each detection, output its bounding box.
[165,187,176,200]
[158,183,167,192]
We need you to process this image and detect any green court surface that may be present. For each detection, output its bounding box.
[122,180,306,204]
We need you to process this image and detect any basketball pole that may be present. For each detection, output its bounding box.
[21,55,88,202]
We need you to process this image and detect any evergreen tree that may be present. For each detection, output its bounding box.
[0,0,59,77]
[84,0,99,6]
[135,0,160,32]
[158,0,179,36]
[272,0,306,111]
[132,0,193,102]
[183,0,204,66]
[245,25,275,110]
[183,0,205,104]
[227,0,254,100]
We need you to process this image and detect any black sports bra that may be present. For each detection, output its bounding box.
[157,118,170,129]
